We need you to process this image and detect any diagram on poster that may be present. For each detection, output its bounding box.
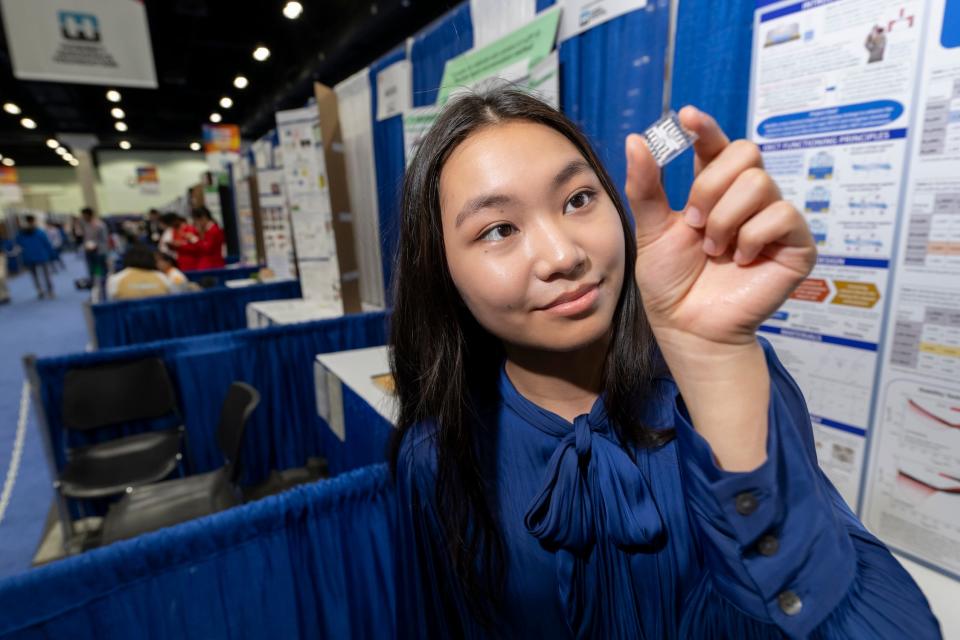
[749,0,927,507]
[861,0,960,578]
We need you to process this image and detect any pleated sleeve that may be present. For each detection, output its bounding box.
[673,337,942,639]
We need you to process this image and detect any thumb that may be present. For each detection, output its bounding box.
[625,134,672,244]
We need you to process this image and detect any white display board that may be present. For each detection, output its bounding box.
[255,162,296,280]
[860,0,960,581]
[275,105,343,311]
[0,0,157,87]
[748,0,926,509]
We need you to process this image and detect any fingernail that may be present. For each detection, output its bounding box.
[733,248,744,264]
[703,237,718,256]
[684,206,704,227]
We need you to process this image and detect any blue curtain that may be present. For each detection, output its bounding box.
[663,0,754,210]
[91,280,301,348]
[369,45,408,303]
[325,385,395,476]
[32,311,390,516]
[554,0,671,212]
[409,3,473,107]
[184,264,262,287]
[0,465,398,640]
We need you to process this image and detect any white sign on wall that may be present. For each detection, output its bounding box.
[0,0,158,87]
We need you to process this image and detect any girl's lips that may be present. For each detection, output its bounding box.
[540,282,600,317]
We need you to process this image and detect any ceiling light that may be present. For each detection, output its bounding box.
[3,103,21,115]
[1,158,14,166]
[233,75,248,89]
[46,138,60,149]
[64,156,75,163]
[252,46,270,62]
[190,142,201,151]
[110,107,125,119]
[219,96,233,109]
[119,140,131,150]
[115,121,128,132]
[282,1,303,19]
[20,117,37,129]
[106,89,121,103]
[209,112,222,123]
[55,147,67,156]
[69,159,79,167]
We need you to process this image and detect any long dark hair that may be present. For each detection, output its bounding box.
[389,88,672,626]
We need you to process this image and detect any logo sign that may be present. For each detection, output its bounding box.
[0,0,158,87]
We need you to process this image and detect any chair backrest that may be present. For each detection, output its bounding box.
[62,357,179,430]
[216,381,260,483]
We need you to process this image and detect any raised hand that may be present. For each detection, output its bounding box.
[625,107,816,351]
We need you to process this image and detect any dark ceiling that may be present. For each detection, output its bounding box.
[0,0,456,167]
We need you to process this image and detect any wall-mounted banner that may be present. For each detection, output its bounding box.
[0,0,157,87]
[0,166,22,203]
[136,165,158,194]
[203,124,241,153]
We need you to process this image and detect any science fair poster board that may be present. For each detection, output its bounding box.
[750,0,960,579]
[253,135,297,280]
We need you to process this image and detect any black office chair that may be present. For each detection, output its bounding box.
[101,382,260,544]
[59,358,186,501]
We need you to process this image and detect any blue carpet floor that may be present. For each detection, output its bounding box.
[0,255,91,579]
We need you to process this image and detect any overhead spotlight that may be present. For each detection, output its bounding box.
[119,140,131,150]
[106,89,122,102]
[20,117,37,129]
[64,155,75,163]
[46,138,60,149]
[55,147,67,156]
[115,121,128,132]
[209,112,222,123]
[233,75,248,89]
[189,142,202,151]
[1,157,14,166]
[110,107,125,119]
[3,102,21,115]
[69,159,80,167]
[283,1,303,19]
[252,46,270,62]
[219,96,233,109]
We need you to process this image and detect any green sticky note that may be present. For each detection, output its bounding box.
[437,6,561,105]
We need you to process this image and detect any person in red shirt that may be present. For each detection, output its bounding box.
[161,213,200,271]
[177,206,225,271]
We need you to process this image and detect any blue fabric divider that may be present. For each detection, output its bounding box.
[409,3,473,107]
[370,2,669,289]
[91,279,301,348]
[664,0,755,210]
[33,311,390,516]
[0,465,398,639]
[184,264,263,287]
[325,385,395,476]
[369,45,408,303]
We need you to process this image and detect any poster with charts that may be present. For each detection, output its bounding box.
[275,105,342,310]
[748,0,926,508]
[860,0,960,578]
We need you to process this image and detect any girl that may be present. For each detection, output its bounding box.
[390,90,939,638]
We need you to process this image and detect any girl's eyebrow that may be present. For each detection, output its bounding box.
[454,159,594,229]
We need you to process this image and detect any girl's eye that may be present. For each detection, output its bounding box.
[564,189,596,214]
[480,223,517,242]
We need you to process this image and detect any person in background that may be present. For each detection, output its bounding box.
[15,215,55,299]
[45,220,66,271]
[155,251,190,292]
[107,243,172,300]
[79,207,109,298]
[159,213,200,271]
[177,206,225,270]
[146,209,163,247]
[0,226,12,304]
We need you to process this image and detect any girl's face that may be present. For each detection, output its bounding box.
[440,121,626,353]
